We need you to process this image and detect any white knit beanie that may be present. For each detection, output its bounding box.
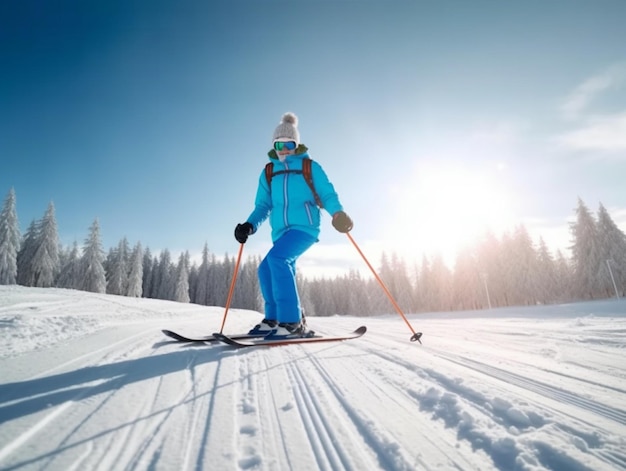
[272,112,300,144]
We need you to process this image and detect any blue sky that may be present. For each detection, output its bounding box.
[2,0,626,278]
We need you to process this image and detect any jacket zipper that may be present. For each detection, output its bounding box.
[282,162,289,227]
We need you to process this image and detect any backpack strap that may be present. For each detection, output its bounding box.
[302,157,324,208]
[264,162,274,187]
[264,158,324,208]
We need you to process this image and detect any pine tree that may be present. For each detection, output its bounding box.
[475,231,507,307]
[499,232,519,306]
[173,251,190,303]
[554,250,573,301]
[29,202,60,287]
[106,238,129,295]
[330,272,351,315]
[188,264,198,303]
[0,188,20,284]
[535,238,558,304]
[194,243,211,305]
[429,254,453,311]
[126,242,143,297]
[596,203,626,297]
[392,253,415,313]
[307,277,332,316]
[141,247,153,298]
[154,249,173,299]
[570,198,603,299]
[147,256,159,298]
[510,225,539,305]
[452,250,482,310]
[217,254,234,306]
[17,220,38,286]
[414,255,430,311]
[368,252,394,312]
[344,269,371,316]
[57,241,82,289]
[236,255,261,310]
[80,219,106,293]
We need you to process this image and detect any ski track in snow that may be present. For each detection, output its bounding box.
[0,286,625,470]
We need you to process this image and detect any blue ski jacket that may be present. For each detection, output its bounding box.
[246,146,344,242]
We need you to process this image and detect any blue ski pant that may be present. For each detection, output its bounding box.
[258,229,317,324]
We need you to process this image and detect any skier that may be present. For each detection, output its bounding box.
[234,112,353,338]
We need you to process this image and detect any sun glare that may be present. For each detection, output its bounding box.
[388,164,515,265]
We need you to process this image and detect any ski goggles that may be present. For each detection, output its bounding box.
[273,140,297,151]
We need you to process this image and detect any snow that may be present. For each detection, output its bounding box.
[1,286,625,471]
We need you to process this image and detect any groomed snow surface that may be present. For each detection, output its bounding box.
[0,286,625,471]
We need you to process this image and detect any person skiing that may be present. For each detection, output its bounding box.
[234,112,353,338]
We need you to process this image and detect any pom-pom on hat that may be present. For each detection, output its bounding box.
[272,112,300,144]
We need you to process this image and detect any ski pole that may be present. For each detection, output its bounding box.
[218,242,244,334]
[346,232,423,343]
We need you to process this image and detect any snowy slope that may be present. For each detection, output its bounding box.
[0,286,625,471]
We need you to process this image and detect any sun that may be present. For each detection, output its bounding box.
[387,163,515,265]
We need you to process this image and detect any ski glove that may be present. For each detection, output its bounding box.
[234,222,254,243]
[332,211,353,233]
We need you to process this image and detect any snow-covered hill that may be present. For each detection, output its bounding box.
[0,286,625,470]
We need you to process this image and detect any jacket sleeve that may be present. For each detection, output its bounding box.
[311,160,344,215]
[246,169,272,232]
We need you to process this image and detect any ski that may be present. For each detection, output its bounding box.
[161,329,264,343]
[212,326,367,348]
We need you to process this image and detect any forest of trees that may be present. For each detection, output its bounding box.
[1,187,625,317]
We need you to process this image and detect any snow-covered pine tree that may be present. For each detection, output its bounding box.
[415,254,446,311]
[147,255,159,298]
[371,252,397,312]
[193,243,211,305]
[0,188,20,284]
[510,224,539,305]
[451,250,483,310]
[126,242,143,297]
[535,238,559,304]
[345,269,371,316]
[205,252,220,305]
[57,241,82,289]
[306,278,329,316]
[554,250,573,301]
[415,254,432,311]
[215,253,234,306]
[28,202,60,287]
[237,255,262,311]
[474,231,507,308]
[17,220,39,286]
[429,254,453,311]
[390,252,415,313]
[596,203,626,297]
[173,251,190,303]
[80,219,106,293]
[570,198,603,299]
[154,249,173,300]
[106,238,129,295]
[188,263,198,303]
[141,247,153,298]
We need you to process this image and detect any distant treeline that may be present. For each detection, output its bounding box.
[1,188,625,316]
